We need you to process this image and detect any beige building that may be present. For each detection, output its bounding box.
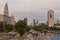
[47,9,54,27]
[0,3,15,25]
[57,20,60,24]
[0,14,4,22]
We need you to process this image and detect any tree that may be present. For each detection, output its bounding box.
[32,24,60,33]
[5,24,13,32]
[0,22,3,32]
[15,20,30,36]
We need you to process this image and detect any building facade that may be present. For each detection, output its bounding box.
[0,3,15,25]
[47,9,54,27]
[57,20,60,24]
[0,15,4,22]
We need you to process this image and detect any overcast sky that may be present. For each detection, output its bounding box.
[0,0,60,24]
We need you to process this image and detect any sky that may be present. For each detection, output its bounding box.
[0,0,60,24]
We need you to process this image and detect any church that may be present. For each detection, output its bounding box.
[0,3,15,25]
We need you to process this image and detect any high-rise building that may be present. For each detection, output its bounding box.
[24,18,27,26]
[57,20,60,24]
[33,19,36,26]
[47,9,54,27]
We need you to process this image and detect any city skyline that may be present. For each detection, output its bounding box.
[0,0,60,24]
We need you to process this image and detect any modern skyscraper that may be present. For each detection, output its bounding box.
[47,9,54,27]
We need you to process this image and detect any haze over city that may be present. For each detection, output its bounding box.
[0,0,60,24]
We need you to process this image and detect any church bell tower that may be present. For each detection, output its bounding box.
[4,3,9,16]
